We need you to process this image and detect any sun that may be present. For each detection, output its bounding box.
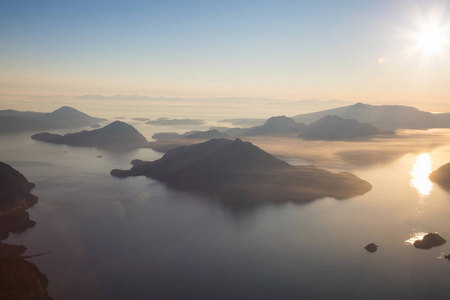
[416,23,449,55]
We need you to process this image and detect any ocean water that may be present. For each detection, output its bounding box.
[2,123,450,299]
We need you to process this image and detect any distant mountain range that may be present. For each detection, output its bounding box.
[150,115,391,153]
[111,138,372,203]
[292,102,450,131]
[222,115,390,140]
[0,106,106,134]
[31,121,148,149]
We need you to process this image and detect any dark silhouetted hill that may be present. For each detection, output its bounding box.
[299,115,390,140]
[0,162,38,240]
[0,242,54,300]
[0,163,53,299]
[0,106,106,134]
[0,162,37,214]
[32,121,148,148]
[111,138,372,203]
[292,102,450,131]
[240,116,307,136]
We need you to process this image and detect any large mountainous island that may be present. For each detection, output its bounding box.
[0,106,106,134]
[111,138,372,203]
[32,121,148,149]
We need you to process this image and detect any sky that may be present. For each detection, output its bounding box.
[1,0,450,106]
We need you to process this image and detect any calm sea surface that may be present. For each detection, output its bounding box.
[2,121,450,300]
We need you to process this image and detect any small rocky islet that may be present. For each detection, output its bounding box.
[364,243,378,253]
[413,233,447,249]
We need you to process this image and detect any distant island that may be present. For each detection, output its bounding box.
[146,117,205,126]
[238,115,307,137]
[0,106,106,134]
[0,162,53,299]
[218,118,266,126]
[32,121,148,149]
[111,138,372,203]
[132,117,151,122]
[149,129,230,152]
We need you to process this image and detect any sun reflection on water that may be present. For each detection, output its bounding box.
[410,153,433,197]
[405,231,427,245]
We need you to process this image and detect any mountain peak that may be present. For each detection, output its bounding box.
[51,106,81,114]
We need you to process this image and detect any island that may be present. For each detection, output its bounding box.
[111,138,372,203]
[32,121,149,149]
[149,129,231,152]
[364,243,378,253]
[239,115,307,137]
[0,106,106,134]
[429,163,450,190]
[413,233,446,249]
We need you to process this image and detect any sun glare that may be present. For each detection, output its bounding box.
[410,153,432,197]
[416,23,449,54]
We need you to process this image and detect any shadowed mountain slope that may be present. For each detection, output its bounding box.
[300,115,391,140]
[111,138,372,203]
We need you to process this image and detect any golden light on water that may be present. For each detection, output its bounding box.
[410,153,433,196]
[405,232,427,245]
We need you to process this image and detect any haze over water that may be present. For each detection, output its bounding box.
[2,113,450,299]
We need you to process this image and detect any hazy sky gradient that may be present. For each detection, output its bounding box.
[1,0,449,105]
